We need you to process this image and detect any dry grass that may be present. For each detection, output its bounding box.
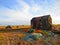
[0,25,31,29]
[52,24,60,32]
[0,24,60,45]
[0,32,26,45]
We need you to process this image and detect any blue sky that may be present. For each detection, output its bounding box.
[0,0,60,25]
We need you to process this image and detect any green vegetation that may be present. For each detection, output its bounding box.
[41,30,49,36]
[27,28,35,33]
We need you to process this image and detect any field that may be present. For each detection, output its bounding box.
[0,32,26,45]
[0,25,31,29]
[0,25,60,45]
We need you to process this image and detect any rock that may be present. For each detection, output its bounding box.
[31,33,42,40]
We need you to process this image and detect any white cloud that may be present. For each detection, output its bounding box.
[0,0,34,25]
[0,0,60,25]
[31,5,41,12]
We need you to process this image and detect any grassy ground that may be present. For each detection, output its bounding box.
[0,29,60,45]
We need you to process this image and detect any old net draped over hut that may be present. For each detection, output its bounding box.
[31,15,52,30]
